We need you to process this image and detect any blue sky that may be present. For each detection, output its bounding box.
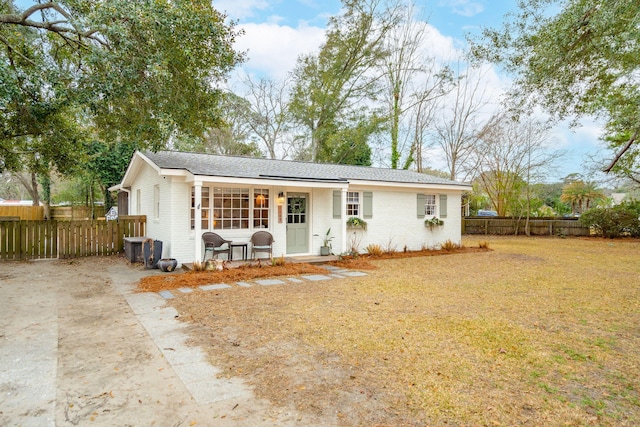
[216,0,516,39]
[215,0,605,182]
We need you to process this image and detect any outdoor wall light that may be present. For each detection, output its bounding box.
[277,192,285,206]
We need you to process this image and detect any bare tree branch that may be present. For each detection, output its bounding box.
[0,34,37,65]
[602,130,638,173]
[0,2,107,47]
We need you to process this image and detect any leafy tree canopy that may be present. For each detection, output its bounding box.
[560,179,605,213]
[471,0,640,179]
[289,0,397,164]
[1,0,244,174]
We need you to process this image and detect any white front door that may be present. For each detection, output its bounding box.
[286,193,308,254]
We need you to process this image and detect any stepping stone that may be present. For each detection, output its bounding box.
[178,287,193,293]
[329,273,345,279]
[301,274,332,281]
[322,265,340,271]
[199,283,231,291]
[255,279,285,286]
[236,281,252,287]
[342,271,368,277]
[288,277,304,283]
[158,290,175,299]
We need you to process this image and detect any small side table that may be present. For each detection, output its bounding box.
[229,242,248,261]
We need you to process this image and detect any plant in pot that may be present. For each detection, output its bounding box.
[424,216,444,229]
[313,228,333,256]
[346,216,367,230]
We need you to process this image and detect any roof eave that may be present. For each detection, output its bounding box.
[189,175,350,189]
[347,179,472,191]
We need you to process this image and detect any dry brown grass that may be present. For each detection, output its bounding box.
[165,237,640,426]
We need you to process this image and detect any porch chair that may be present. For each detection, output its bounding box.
[202,232,232,261]
[250,231,274,260]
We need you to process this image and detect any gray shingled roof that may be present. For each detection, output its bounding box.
[143,150,467,186]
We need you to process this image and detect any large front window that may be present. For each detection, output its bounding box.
[213,188,249,229]
[191,187,269,230]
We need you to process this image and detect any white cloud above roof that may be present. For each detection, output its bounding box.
[234,22,326,80]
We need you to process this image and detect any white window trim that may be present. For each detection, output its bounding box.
[346,191,360,217]
[191,186,271,231]
[153,185,160,220]
[424,194,437,216]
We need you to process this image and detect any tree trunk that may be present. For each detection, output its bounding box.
[13,172,40,206]
[40,173,51,220]
[390,84,400,169]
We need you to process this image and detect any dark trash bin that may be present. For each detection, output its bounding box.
[124,236,147,263]
[143,238,163,269]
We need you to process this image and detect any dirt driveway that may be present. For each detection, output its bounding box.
[0,257,317,427]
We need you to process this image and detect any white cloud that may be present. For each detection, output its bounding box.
[423,23,464,62]
[213,0,271,20]
[234,22,326,80]
[439,0,485,18]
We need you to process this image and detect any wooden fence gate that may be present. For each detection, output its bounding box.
[0,216,146,261]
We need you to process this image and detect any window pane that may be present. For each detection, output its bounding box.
[195,186,270,231]
[207,187,250,230]
[254,189,269,228]
[425,194,437,216]
[191,187,209,230]
[346,191,360,216]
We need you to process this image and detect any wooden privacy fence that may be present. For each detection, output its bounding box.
[0,216,146,260]
[0,205,108,221]
[0,205,44,221]
[51,205,106,220]
[463,217,590,236]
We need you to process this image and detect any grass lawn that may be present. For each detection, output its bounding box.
[166,237,640,426]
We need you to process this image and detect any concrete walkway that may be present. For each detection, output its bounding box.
[0,258,365,426]
[157,264,367,300]
[0,266,58,427]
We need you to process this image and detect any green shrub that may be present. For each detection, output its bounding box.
[579,201,640,238]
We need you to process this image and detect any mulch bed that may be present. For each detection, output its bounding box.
[137,245,488,293]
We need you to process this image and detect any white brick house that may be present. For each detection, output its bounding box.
[112,150,471,263]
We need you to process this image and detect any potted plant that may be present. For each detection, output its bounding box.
[346,216,367,230]
[424,216,444,229]
[313,227,333,256]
